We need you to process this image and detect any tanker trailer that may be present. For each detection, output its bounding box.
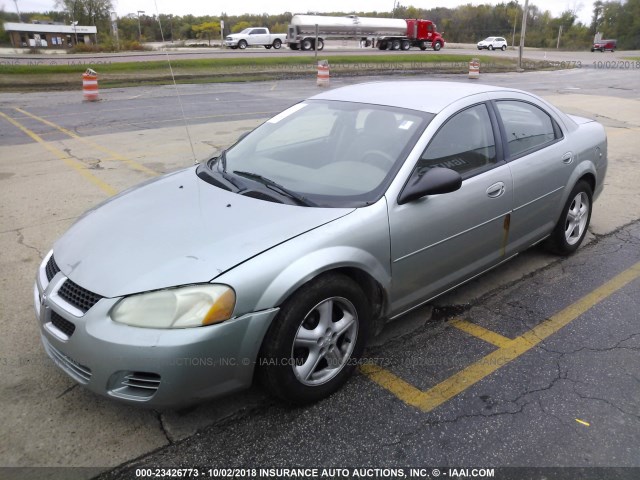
[286,15,445,51]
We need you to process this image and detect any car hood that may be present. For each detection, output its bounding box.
[54,167,353,298]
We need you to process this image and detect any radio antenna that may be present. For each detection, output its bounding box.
[154,1,198,164]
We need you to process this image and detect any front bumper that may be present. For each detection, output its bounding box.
[34,252,278,408]
[224,40,239,47]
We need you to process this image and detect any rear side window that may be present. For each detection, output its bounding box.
[419,103,497,178]
[496,101,559,158]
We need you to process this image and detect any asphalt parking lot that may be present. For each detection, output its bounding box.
[0,68,639,478]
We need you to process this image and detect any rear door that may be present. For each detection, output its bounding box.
[249,28,268,45]
[490,95,570,253]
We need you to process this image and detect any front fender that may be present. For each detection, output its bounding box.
[215,198,392,317]
[256,246,391,311]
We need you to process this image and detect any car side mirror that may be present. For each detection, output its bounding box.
[397,167,462,205]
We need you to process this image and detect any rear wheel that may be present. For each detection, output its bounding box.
[401,40,411,50]
[316,38,324,50]
[289,43,299,50]
[258,273,370,404]
[391,39,401,50]
[501,44,507,51]
[545,180,593,255]
[420,41,428,51]
[273,39,282,49]
[301,38,313,51]
[378,40,388,50]
[265,45,271,49]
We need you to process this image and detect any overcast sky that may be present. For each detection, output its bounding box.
[10,1,594,26]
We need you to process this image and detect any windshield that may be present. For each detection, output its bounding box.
[240,29,252,34]
[208,100,431,208]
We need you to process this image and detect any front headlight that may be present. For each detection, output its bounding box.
[110,284,236,329]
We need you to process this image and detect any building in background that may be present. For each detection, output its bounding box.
[3,22,98,48]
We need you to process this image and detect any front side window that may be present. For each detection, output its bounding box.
[418,103,497,178]
[496,101,559,158]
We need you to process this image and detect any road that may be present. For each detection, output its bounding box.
[0,68,639,479]
[1,41,639,66]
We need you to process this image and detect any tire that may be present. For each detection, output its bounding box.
[265,45,271,49]
[273,39,282,49]
[301,39,313,51]
[316,39,324,50]
[433,41,442,51]
[545,180,593,255]
[378,40,388,50]
[258,273,370,404]
[478,47,483,50]
[289,43,299,50]
[488,44,494,51]
[590,48,595,52]
[238,40,247,50]
[401,40,411,50]
[421,42,428,51]
[501,44,506,51]
[391,39,401,50]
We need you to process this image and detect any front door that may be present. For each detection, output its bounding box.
[388,103,513,315]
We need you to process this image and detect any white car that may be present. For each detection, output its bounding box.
[477,37,507,51]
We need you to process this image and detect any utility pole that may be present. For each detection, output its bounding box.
[13,0,22,22]
[517,0,529,71]
[110,11,119,50]
[512,2,518,48]
[556,25,563,49]
[137,10,145,42]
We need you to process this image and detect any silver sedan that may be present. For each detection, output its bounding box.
[34,81,607,407]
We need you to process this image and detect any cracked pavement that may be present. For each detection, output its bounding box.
[99,221,640,476]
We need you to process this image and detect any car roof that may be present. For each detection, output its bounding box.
[310,81,517,114]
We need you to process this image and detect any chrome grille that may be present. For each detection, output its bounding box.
[44,339,92,383]
[58,279,102,313]
[50,310,76,337]
[45,255,60,282]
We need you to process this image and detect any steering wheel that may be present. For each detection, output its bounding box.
[360,149,395,170]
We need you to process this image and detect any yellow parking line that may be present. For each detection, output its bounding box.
[0,111,117,196]
[450,318,512,348]
[362,260,640,412]
[14,108,158,177]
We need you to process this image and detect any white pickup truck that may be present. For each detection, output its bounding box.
[224,27,287,50]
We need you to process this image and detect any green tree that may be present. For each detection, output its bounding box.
[232,21,252,33]
[192,21,220,45]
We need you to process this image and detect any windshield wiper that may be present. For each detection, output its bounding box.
[212,150,246,191]
[232,170,317,207]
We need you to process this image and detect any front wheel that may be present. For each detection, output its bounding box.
[258,273,370,404]
[433,41,442,51]
[265,45,272,49]
[273,39,282,49]
[238,40,247,50]
[545,180,593,255]
[488,44,494,51]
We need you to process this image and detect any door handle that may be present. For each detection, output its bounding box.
[562,152,573,164]
[486,182,505,198]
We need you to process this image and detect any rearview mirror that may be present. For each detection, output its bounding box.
[397,167,462,205]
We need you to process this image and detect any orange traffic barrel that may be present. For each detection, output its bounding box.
[317,60,329,87]
[82,68,99,101]
[468,59,480,79]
